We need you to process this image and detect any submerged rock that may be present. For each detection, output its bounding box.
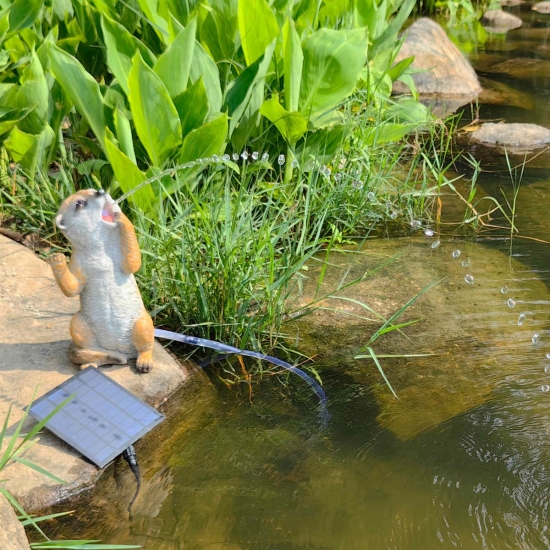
[0,494,30,549]
[478,78,535,110]
[487,58,550,79]
[392,18,481,99]
[501,0,523,5]
[287,238,550,440]
[533,1,550,13]
[469,122,550,148]
[482,9,523,32]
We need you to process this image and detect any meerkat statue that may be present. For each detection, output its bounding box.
[47,189,154,373]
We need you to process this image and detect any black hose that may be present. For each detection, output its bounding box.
[122,444,141,516]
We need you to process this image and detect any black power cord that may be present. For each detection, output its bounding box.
[122,445,141,516]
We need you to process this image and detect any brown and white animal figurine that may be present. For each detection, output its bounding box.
[47,189,154,373]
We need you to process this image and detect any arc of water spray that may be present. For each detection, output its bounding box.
[114,157,218,205]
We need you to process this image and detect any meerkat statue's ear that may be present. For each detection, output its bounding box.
[56,214,66,231]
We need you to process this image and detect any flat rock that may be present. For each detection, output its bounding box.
[482,9,523,32]
[0,493,30,549]
[0,235,197,512]
[392,18,481,98]
[469,122,550,148]
[533,1,550,13]
[287,237,550,440]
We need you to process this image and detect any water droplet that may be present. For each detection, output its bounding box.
[507,298,516,308]
[367,191,376,202]
[252,151,259,160]
[431,240,440,249]
[222,154,230,161]
[547,353,550,360]
[533,334,541,344]
[320,165,331,176]
[501,286,508,294]
[307,162,315,170]
[278,154,286,165]
[352,180,364,190]
[232,153,239,161]
[518,313,526,326]
[334,173,342,182]
[241,151,249,160]
[261,152,269,162]
[544,364,550,373]
[462,259,470,267]
[291,159,299,168]
[212,154,219,162]
[390,211,398,220]
[452,250,461,258]
[424,229,434,237]
[410,219,421,229]
[464,274,474,285]
[542,385,550,392]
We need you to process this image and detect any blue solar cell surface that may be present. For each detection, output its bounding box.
[29,367,165,468]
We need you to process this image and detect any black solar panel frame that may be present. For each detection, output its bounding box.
[28,366,165,468]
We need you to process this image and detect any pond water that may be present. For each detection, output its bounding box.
[44,5,550,550]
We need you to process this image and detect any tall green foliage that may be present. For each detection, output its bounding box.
[0,0,426,211]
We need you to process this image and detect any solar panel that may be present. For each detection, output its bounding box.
[29,367,165,468]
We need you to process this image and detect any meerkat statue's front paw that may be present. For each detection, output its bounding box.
[46,252,67,270]
[136,351,154,374]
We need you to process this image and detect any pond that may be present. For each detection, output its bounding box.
[44,5,550,549]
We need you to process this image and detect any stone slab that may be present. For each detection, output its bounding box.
[0,493,30,549]
[0,235,194,512]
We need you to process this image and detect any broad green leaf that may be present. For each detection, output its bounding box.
[128,52,182,166]
[100,16,137,96]
[296,124,345,164]
[282,18,302,113]
[8,0,44,34]
[47,43,106,148]
[387,56,414,81]
[154,18,196,98]
[224,41,275,137]
[164,0,200,27]
[200,0,238,62]
[238,0,279,66]
[0,11,9,45]
[105,130,154,211]
[299,28,367,124]
[0,106,34,136]
[5,125,54,175]
[173,77,209,139]
[385,98,431,124]
[363,122,417,145]
[15,51,49,134]
[371,0,415,55]
[136,0,169,42]
[189,42,222,114]
[260,94,307,144]
[179,113,227,163]
[114,108,136,163]
[52,0,74,21]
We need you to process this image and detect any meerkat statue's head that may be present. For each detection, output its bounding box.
[55,189,120,248]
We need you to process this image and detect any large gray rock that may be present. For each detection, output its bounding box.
[0,235,199,512]
[533,1,550,13]
[0,493,30,549]
[392,18,481,98]
[470,122,550,148]
[482,9,523,32]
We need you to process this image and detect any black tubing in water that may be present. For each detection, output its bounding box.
[153,328,330,425]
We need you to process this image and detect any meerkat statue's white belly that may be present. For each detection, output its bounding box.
[75,243,145,355]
